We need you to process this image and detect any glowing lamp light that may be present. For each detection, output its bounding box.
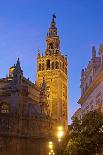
[49,141,53,145]
[58,130,63,138]
[58,138,61,142]
[58,126,63,131]
[57,126,64,139]
[49,145,53,149]
[51,149,53,153]
[49,141,53,149]
[48,141,55,155]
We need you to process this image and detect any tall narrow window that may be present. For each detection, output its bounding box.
[42,63,44,71]
[46,60,50,70]
[55,61,59,69]
[52,62,54,70]
[39,64,41,71]
[49,43,53,49]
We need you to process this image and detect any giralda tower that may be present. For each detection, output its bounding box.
[36,15,68,129]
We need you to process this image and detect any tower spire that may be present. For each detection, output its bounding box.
[14,58,23,76]
[47,14,57,37]
[50,14,56,27]
[45,15,60,55]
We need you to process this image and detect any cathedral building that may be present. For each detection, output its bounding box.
[73,45,103,120]
[0,58,52,155]
[36,15,68,129]
[0,15,68,155]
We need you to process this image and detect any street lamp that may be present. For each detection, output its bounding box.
[57,126,64,155]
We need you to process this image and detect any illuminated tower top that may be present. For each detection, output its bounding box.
[45,14,60,56]
[36,15,68,130]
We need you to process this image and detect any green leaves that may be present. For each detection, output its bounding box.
[63,111,103,155]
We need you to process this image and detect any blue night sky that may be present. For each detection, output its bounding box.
[0,0,103,124]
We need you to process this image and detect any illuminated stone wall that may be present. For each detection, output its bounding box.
[36,16,68,130]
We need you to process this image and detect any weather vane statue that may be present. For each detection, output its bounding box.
[52,14,56,19]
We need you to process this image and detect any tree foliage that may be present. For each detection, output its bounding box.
[63,111,103,155]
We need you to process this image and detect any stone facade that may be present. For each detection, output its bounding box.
[73,45,103,120]
[0,16,68,155]
[0,58,53,155]
[36,15,68,130]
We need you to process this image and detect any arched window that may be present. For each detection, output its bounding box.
[52,62,54,70]
[46,60,50,70]
[49,43,53,49]
[39,64,41,71]
[55,61,59,69]
[1,102,9,113]
[42,63,44,71]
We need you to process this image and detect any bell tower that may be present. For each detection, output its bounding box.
[45,14,60,56]
[36,15,68,129]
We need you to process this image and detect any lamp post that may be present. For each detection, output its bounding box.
[57,126,64,155]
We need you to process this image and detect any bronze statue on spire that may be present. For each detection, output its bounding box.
[52,14,56,19]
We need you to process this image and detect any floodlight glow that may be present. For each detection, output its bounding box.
[58,126,63,131]
[51,149,53,153]
[49,141,52,145]
[49,141,53,149]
